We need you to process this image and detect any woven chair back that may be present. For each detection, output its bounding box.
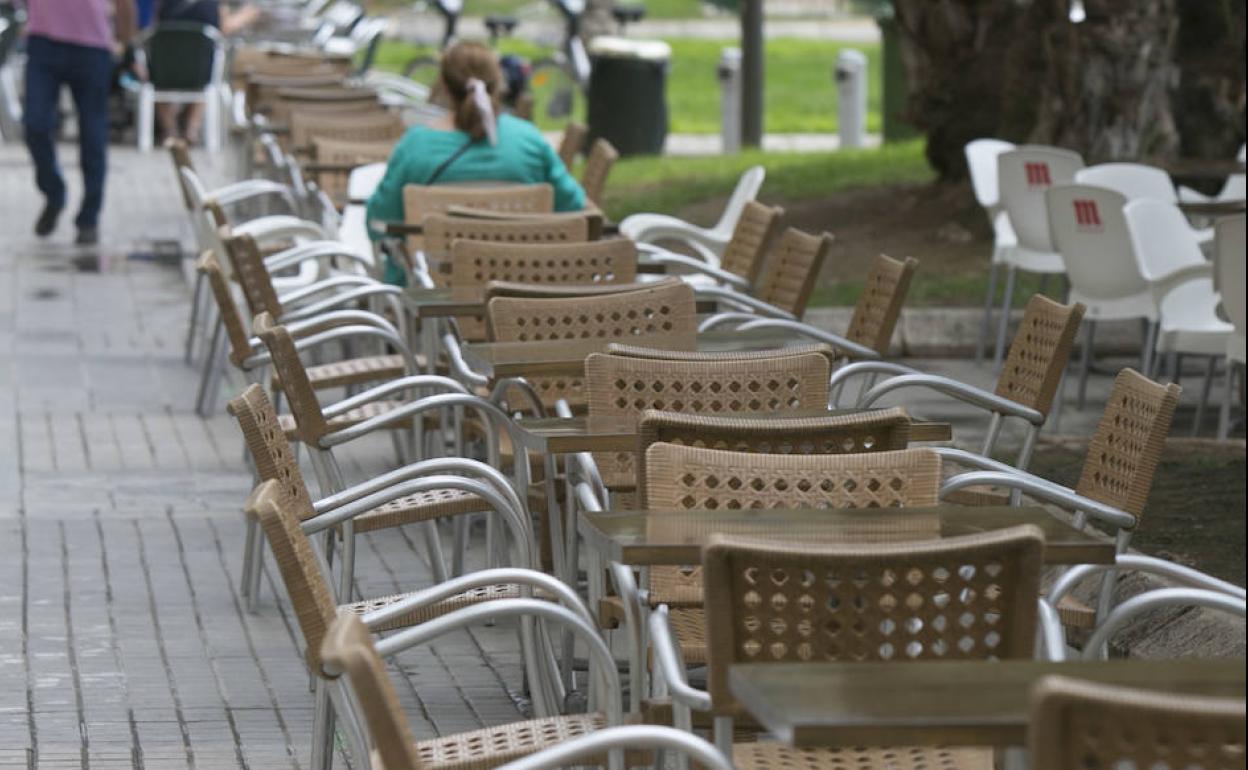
[228,385,317,519]
[451,238,638,340]
[168,139,195,211]
[637,409,914,606]
[253,313,331,445]
[1074,368,1180,521]
[196,251,253,368]
[309,136,396,201]
[845,254,919,356]
[245,73,345,115]
[1029,675,1247,770]
[486,281,697,409]
[995,295,1086,416]
[232,48,349,90]
[244,481,341,673]
[221,232,283,320]
[587,352,831,489]
[580,138,619,207]
[701,523,1045,715]
[557,122,588,169]
[320,613,423,769]
[403,184,556,264]
[754,228,834,317]
[718,201,784,285]
[291,109,404,151]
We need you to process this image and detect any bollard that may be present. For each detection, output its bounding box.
[717,47,742,154]
[834,49,867,149]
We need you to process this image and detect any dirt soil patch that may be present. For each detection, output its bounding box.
[1029,439,1247,586]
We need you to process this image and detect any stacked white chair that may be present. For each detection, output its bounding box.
[1178,144,1247,204]
[1077,162,1213,243]
[993,145,1085,366]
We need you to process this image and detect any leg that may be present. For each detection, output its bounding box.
[993,265,1017,370]
[975,261,1000,364]
[21,37,68,229]
[65,43,113,232]
[156,102,181,142]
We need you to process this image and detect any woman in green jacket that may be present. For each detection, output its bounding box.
[366,41,587,283]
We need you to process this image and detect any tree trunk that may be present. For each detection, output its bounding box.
[1172,0,1246,159]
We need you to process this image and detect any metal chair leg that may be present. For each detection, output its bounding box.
[184,271,207,364]
[240,514,258,597]
[1078,320,1096,410]
[1192,355,1218,436]
[1218,358,1235,439]
[975,261,1000,364]
[421,520,450,584]
[1141,319,1160,378]
[245,525,265,613]
[993,265,1017,370]
[194,321,226,417]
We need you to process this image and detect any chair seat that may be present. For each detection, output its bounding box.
[1000,244,1065,274]
[732,742,992,770]
[274,353,407,391]
[345,582,535,633]
[353,488,488,534]
[410,712,607,770]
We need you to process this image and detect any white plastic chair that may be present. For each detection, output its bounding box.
[1077,162,1213,243]
[1217,215,1246,438]
[965,138,1018,362]
[137,24,226,152]
[1178,144,1247,204]
[1047,184,1165,408]
[618,166,765,265]
[993,145,1085,366]
[1124,198,1229,431]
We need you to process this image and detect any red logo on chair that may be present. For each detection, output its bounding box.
[1073,199,1102,230]
[1025,162,1052,187]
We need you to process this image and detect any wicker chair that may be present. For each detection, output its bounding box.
[939,368,1181,621]
[835,294,1087,470]
[291,109,404,153]
[402,184,557,271]
[557,121,588,170]
[245,73,346,116]
[1029,675,1246,770]
[643,201,784,292]
[243,480,580,769]
[702,251,917,363]
[319,608,626,770]
[580,138,619,207]
[448,238,638,340]
[306,136,395,203]
[269,86,381,126]
[484,280,698,411]
[668,525,1045,767]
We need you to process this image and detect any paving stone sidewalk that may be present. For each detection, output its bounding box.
[0,143,528,769]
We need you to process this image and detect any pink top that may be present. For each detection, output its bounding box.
[25,0,114,50]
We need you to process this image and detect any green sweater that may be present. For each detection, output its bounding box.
[366,113,586,234]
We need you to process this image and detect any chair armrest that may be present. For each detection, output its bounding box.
[234,215,325,243]
[734,318,881,360]
[861,373,1045,424]
[939,470,1137,530]
[207,179,296,211]
[697,311,758,333]
[828,360,920,405]
[265,240,373,273]
[1046,554,1247,611]
[321,374,468,418]
[242,323,414,370]
[437,330,490,388]
[644,250,751,290]
[1082,589,1245,661]
[647,606,713,713]
[623,217,726,256]
[280,284,405,322]
[1036,599,1066,661]
[489,378,548,418]
[695,286,795,318]
[277,275,376,307]
[360,567,590,629]
[1151,262,1214,304]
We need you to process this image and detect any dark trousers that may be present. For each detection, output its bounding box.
[23,35,113,229]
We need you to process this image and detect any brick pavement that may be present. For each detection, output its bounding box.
[0,142,528,769]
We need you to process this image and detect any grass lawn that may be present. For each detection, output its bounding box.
[374,38,881,134]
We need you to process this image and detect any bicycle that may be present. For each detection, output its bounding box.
[401,0,461,87]
[525,0,644,126]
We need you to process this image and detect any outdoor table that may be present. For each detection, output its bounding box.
[1178,199,1246,217]
[727,658,1246,748]
[461,328,814,379]
[1159,157,1246,181]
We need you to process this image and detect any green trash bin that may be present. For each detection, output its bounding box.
[586,36,670,157]
[146,22,219,91]
[875,9,918,143]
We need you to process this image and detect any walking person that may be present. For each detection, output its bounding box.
[22,0,139,245]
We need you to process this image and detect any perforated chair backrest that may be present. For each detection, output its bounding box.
[1123,198,1207,284]
[1076,163,1178,204]
[713,166,767,238]
[1029,675,1247,770]
[995,295,1086,416]
[719,201,784,285]
[754,228,833,317]
[196,251,253,368]
[580,138,619,207]
[587,352,832,489]
[404,183,556,267]
[451,239,637,297]
[146,22,222,91]
[999,146,1085,252]
[423,213,588,286]
[1216,215,1246,335]
[291,109,404,149]
[1047,184,1148,300]
[965,138,1016,211]
[253,312,331,445]
[1075,368,1180,523]
[700,523,1045,716]
[243,481,341,673]
[845,254,918,355]
[309,137,394,201]
[222,233,283,319]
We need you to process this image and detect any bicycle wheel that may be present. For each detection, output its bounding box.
[403,54,441,85]
[527,58,583,130]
